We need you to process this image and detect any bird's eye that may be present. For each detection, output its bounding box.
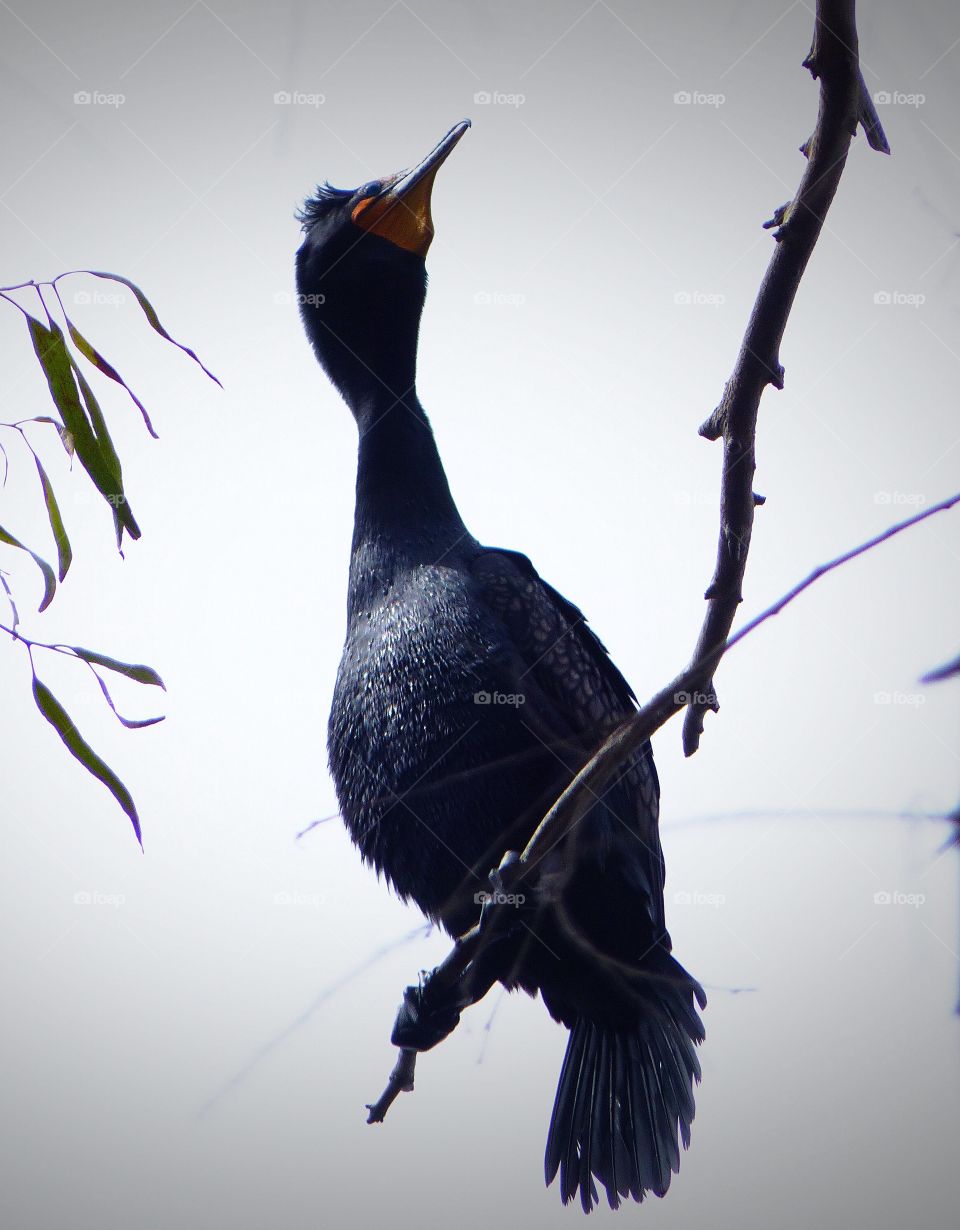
[358,181,382,200]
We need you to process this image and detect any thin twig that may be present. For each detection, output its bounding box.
[922,654,960,684]
[518,490,959,869]
[366,1049,417,1123]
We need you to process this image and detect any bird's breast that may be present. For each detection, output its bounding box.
[327,563,555,926]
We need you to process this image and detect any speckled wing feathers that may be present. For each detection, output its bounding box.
[469,547,665,935]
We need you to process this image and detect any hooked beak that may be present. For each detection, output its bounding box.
[351,120,471,257]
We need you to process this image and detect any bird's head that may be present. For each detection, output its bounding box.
[295,120,470,411]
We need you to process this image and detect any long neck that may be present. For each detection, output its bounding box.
[348,387,471,564]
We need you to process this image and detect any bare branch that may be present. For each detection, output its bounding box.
[683,0,890,756]
[368,1,904,1122]
[521,490,960,869]
[366,1049,417,1123]
[368,491,960,1118]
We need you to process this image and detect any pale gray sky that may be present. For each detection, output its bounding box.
[1,2,959,1227]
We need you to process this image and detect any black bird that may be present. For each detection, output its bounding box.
[296,120,706,1213]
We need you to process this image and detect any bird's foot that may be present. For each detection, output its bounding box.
[390,970,471,1052]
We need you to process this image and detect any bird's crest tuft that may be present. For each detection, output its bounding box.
[297,182,354,230]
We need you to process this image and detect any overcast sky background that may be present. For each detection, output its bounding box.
[1,1,958,1227]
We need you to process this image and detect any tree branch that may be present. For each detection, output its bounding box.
[519,491,960,872]
[682,0,889,756]
[366,490,960,1120]
[367,0,899,1123]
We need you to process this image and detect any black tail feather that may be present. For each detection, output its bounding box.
[544,968,705,1212]
[560,1020,599,1208]
[589,1031,614,1207]
[608,1034,635,1201]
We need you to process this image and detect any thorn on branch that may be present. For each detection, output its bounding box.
[802,49,821,80]
[763,202,791,231]
[703,575,743,601]
[856,72,890,154]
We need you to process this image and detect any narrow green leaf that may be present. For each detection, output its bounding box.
[0,523,56,610]
[70,359,140,544]
[89,667,165,728]
[27,316,139,542]
[69,645,166,689]
[31,673,142,845]
[27,314,85,422]
[64,319,159,438]
[32,455,72,580]
[74,271,222,387]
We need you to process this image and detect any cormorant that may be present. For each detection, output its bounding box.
[296,120,706,1213]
